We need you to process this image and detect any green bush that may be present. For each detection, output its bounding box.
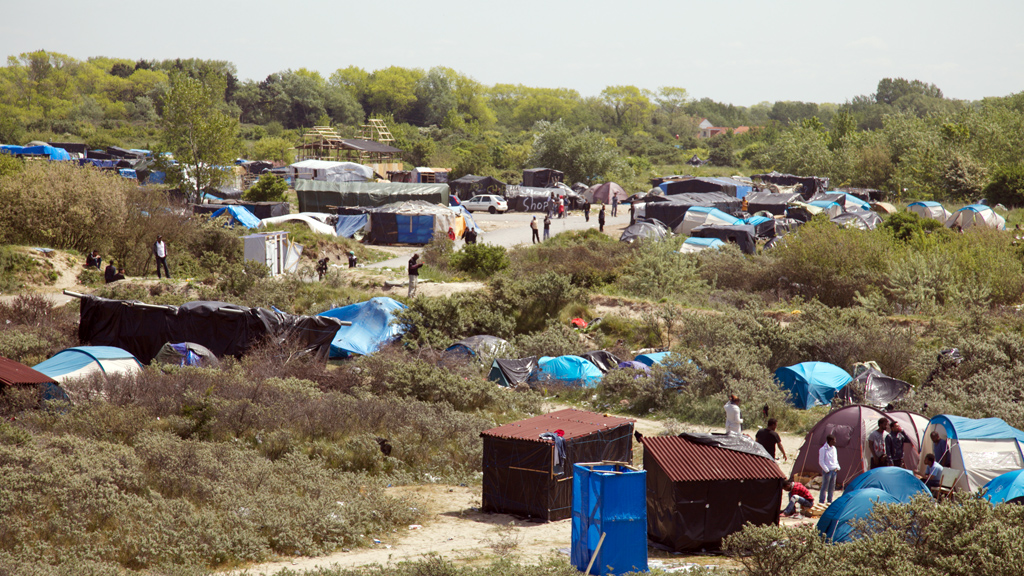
[242,173,288,202]
[615,241,707,300]
[513,323,587,358]
[451,243,510,277]
[491,271,588,333]
[397,290,517,349]
[984,162,1024,207]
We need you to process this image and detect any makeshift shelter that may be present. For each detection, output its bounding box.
[32,346,143,382]
[210,205,261,229]
[334,214,369,238]
[261,213,337,236]
[295,180,449,211]
[480,409,635,521]
[837,365,911,408]
[751,172,830,199]
[817,488,899,543]
[193,200,290,219]
[842,467,930,503]
[639,193,741,229]
[775,362,852,409]
[815,192,870,212]
[619,218,670,243]
[571,463,647,575]
[680,237,725,253]
[318,297,407,358]
[444,335,511,360]
[676,207,740,235]
[288,160,373,182]
[806,200,845,218]
[577,351,625,374]
[77,295,341,364]
[643,434,785,552]
[983,469,1024,504]
[617,361,651,372]
[530,356,603,388]
[0,356,70,405]
[945,204,1006,231]
[919,415,1024,491]
[242,231,301,276]
[448,174,507,201]
[365,201,460,245]
[584,182,628,205]
[661,177,752,199]
[907,201,952,222]
[872,202,898,214]
[0,144,72,161]
[745,191,802,215]
[831,211,882,230]
[790,405,890,488]
[488,357,539,388]
[690,225,757,255]
[503,185,556,212]
[522,168,564,188]
[153,342,220,367]
[741,215,777,239]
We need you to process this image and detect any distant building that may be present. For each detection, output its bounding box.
[697,118,756,139]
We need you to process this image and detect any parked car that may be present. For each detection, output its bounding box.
[463,195,508,214]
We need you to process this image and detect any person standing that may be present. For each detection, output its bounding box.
[755,418,787,460]
[818,434,840,504]
[629,201,636,226]
[724,394,743,435]
[868,419,890,469]
[583,200,591,222]
[530,216,540,244]
[611,194,619,217]
[886,421,910,468]
[543,213,551,241]
[931,431,951,467]
[407,253,423,298]
[598,206,606,232]
[153,235,170,279]
[347,251,358,268]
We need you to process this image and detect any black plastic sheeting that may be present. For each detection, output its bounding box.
[678,432,774,459]
[751,172,830,199]
[488,357,538,387]
[646,435,782,552]
[642,194,741,230]
[838,368,911,407]
[449,175,507,201]
[577,350,625,374]
[522,168,564,188]
[662,178,737,196]
[620,218,670,243]
[78,296,342,364]
[481,423,634,521]
[690,225,757,254]
[745,192,802,216]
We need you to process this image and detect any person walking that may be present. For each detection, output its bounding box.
[407,253,423,298]
[598,206,606,233]
[543,213,551,241]
[583,200,591,222]
[755,418,787,460]
[611,195,619,217]
[724,394,743,435]
[819,435,840,504]
[530,216,540,244]
[153,235,170,279]
[558,196,565,219]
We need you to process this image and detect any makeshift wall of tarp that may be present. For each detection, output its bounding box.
[296,180,449,211]
[639,193,742,229]
[751,172,830,199]
[288,160,373,182]
[192,201,290,219]
[661,177,752,199]
[211,205,262,229]
[448,174,508,200]
[690,225,757,254]
[365,201,459,245]
[522,168,564,188]
[32,346,143,383]
[745,191,802,215]
[335,214,369,238]
[503,185,559,212]
[77,296,342,364]
[318,298,407,358]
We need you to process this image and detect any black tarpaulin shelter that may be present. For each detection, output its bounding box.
[643,434,785,552]
[745,191,802,215]
[642,194,741,230]
[504,185,556,212]
[690,224,757,254]
[577,351,625,374]
[78,296,342,364]
[448,174,508,201]
[620,218,670,243]
[488,357,538,387]
[837,367,912,407]
[481,409,635,521]
[522,168,564,188]
[751,172,829,199]
[662,178,738,196]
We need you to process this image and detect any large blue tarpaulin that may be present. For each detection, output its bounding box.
[335,214,368,238]
[317,297,407,358]
[1,145,71,161]
[211,205,262,229]
[531,356,603,387]
[842,467,929,503]
[572,463,648,575]
[775,362,852,409]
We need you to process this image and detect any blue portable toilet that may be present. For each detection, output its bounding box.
[317,297,407,358]
[775,362,852,409]
[983,469,1024,504]
[842,467,930,503]
[817,488,899,543]
[572,463,647,575]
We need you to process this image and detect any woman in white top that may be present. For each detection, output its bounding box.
[724,394,743,435]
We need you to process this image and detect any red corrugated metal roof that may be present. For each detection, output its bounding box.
[481,409,634,442]
[643,436,785,482]
[0,356,56,386]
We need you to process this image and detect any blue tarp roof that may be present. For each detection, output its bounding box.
[808,200,841,209]
[957,204,993,214]
[1,144,71,161]
[742,215,773,226]
[335,214,368,238]
[78,158,119,169]
[211,205,261,229]
[775,362,852,409]
[817,488,900,543]
[908,201,942,207]
[983,469,1024,504]
[682,237,725,249]
[635,352,671,366]
[928,414,1024,442]
[842,467,930,504]
[317,297,407,358]
[118,169,137,179]
[33,346,141,378]
[530,356,603,387]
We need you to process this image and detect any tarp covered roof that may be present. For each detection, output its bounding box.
[317,297,407,358]
[488,357,538,387]
[211,205,262,229]
[296,180,449,210]
[620,218,670,243]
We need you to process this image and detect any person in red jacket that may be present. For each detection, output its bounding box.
[781,479,814,517]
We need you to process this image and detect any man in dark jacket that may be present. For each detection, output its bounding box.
[598,206,606,232]
[583,201,591,222]
[886,421,911,468]
[408,253,424,298]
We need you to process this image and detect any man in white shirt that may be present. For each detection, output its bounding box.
[818,434,840,504]
[153,235,170,279]
[724,394,742,435]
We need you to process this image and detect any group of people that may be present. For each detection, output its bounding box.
[83,249,126,283]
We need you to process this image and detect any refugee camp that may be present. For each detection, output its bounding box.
[3,5,1024,575]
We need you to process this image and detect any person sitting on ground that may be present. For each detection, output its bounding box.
[104,261,123,283]
[755,418,787,460]
[918,453,943,488]
[781,479,814,517]
[347,251,357,268]
[86,249,102,270]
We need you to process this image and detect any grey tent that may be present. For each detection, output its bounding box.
[831,212,883,231]
[690,225,757,254]
[577,350,625,374]
[837,367,911,408]
[444,335,512,359]
[641,193,741,230]
[620,218,670,243]
[449,175,508,201]
[488,357,538,387]
[745,191,802,216]
[154,342,221,367]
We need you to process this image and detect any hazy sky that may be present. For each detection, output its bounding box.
[3,0,1022,106]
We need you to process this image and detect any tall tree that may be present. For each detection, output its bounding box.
[159,71,239,203]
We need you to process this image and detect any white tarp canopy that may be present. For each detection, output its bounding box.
[261,213,337,236]
[289,160,374,183]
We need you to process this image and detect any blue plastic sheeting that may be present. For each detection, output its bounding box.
[450,204,483,235]
[983,469,1024,504]
[572,463,648,575]
[335,214,368,238]
[148,171,166,184]
[635,352,671,366]
[118,169,137,179]
[775,362,852,409]
[78,158,119,169]
[742,215,774,226]
[211,205,262,229]
[831,192,870,211]
[396,215,436,244]
[818,488,899,543]
[808,200,842,210]
[318,297,408,358]
[686,206,741,224]
[129,149,152,156]
[531,356,603,387]
[842,468,930,503]
[1,145,71,161]
[618,360,650,372]
[682,237,725,249]
[928,414,1024,442]
[33,346,142,379]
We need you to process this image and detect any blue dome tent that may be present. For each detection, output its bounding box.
[33,346,143,383]
[842,467,930,503]
[920,414,1024,491]
[775,362,852,409]
[817,488,899,543]
[530,356,603,388]
[317,297,407,358]
[983,469,1024,504]
[635,352,672,367]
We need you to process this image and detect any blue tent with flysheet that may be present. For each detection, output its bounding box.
[842,467,930,503]
[817,488,899,543]
[317,297,407,358]
[775,362,852,409]
[530,356,603,387]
